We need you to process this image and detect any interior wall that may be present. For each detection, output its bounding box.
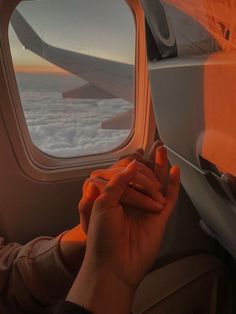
[0,112,84,243]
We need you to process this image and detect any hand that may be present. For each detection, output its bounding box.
[85,160,180,288]
[112,141,169,194]
[109,139,163,171]
[59,225,87,275]
[79,141,169,233]
[80,160,166,233]
[113,140,169,194]
[67,161,180,314]
[59,142,167,274]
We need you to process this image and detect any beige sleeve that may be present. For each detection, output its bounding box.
[0,235,74,314]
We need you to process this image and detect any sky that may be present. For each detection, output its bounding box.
[9,0,135,73]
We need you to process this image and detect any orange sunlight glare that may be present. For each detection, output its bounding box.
[14,64,70,75]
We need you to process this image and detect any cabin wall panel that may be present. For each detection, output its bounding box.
[0,113,84,243]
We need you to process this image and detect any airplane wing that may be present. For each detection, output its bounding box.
[10,9,134,102]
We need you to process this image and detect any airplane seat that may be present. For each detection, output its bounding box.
[132,254,233,314]
[130,185,234,313]
[139,0,236,312]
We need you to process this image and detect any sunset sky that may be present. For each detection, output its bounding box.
[9,0,135,74]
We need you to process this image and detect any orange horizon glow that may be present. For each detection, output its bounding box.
[14,64,71,75]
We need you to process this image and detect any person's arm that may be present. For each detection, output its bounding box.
[66,262,135,314]
[67,160,180,314]
[0,225,86,314]
[79,142,169,234]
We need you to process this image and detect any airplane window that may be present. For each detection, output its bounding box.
[8,0,135,158]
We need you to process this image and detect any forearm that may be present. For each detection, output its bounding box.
[0,235,76,314]
[67,260,135,314]
[59,225,87,275]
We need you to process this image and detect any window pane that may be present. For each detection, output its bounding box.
[9,0,135,158]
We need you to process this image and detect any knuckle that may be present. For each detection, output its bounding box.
[91,170,101,178]
[105,178,126,196]
[95,193,109,208]
[113,173,128,187]
[83,178,92,190]
[78,200,86,212]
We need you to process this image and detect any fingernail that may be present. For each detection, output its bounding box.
[156,146,167,165]
[156,140,163,146]
[85,182,93,197]
[171,165,181,183]
[124,160,137,172]
[86,182,99,199]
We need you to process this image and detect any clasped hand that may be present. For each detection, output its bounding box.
[79,143,180,290]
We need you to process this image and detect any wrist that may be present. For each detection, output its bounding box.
[67,261,135,314]
[59,225,87,275]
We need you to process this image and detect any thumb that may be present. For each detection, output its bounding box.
[79,182,100,233]
[155,146,169,193]
[166,166,180,202]
[158,166,180,223]
[94,160,138,210]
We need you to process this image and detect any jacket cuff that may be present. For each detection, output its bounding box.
[16,233,75,305]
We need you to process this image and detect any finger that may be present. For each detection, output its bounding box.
[83,177,104,195]
[83,171,107,192]
[148,140,163,162]
[105,160,138,199]
[166,166,180,203]
[84,177,107,195]
[79,182,100,233]
[92,161,155,180]
[158,166,180,223]
[136,161,159,181]
[122,187,164,212]
[155,146,169,194]
[116,153,148,167]
[80,182,100,217]
[91,167,124,180]
[95,160,138,209]
[90,158,141,180]
[88,176,164,212]
[82,178,91,194]
[91,163,164,203]
[131,172,165,204]
[93,162,161,189]
[111,158,132,168]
